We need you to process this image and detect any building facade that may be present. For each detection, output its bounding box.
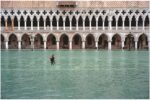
[1,1,150,50]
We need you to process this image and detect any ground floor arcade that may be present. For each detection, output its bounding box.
[1,32,149,50]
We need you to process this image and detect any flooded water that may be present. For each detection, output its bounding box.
[1,50,149,99]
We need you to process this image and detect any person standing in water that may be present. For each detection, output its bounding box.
[50,54,55,65]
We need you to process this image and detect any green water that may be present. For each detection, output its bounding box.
[1,50,149,99]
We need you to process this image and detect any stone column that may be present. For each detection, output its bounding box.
[57,21,59,30]
[108,41,112,50]
[95,41,98,49]
[70,21,72,30]
[103,21,105,30]
[96,19,98,30]
[5,19,8,31]
[44,40,46,49]
[108,17,112,30]
[31,20,33,30]
[143,20,145,30]
[44,20,46,30]
[11,18,14,31]
[83,20,85,30]
[121,41,124,49]
[69,41,72,50]
[135,41,138,50]
[129,19,131,30]
[25,20,27,30]
[76,19,78,30]
[82,41,85,49]
[37,20,39,30]
[89,19,91,30]
[50,21,52,30]
[116,21,118,30]
[18,20,20,30]
[63,19,65,30]
[18,40,21,50]
[5,40,8,49]
[56,41,59,50]
[136,20,138,30]
[123,20,125,30]
[148,41,150,51]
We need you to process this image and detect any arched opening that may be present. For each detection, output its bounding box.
[8,34,18,49]
[59,34,69,49]
[138,34,148,49]
[65,16,70,27]
[20,16,24,27]
[112,34,121,49]
[7,16,12,27]
[98,34,108,49]
[145,15,149,26]
[47,34,56,49]
[72,16,76,27]
[85,16,89,27]
[33,16,37,27]
[59,16,63,27]
[118,16,123,26]
[91,16,96,27]
[39,16,44,27]
[34,34,43,49]
[131,16,136,26]
[78,16,83,26]
[112,16,116,27]
[21,34,31,49]
[46,16,50,27]
[138,16,143,26]
[1,34,5,49]
[85,34,95,49]
[125,16,129,26]
[14,16,18,27]
[124,34,135,50]
[1,16,5,27]
[52,16,57,27]
[98,16,103,26]
[104,16,108,27]
[27,16,31,27]
[72,34,82,49]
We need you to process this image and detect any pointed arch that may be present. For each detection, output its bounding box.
[91,16,96,26]
[33,16,37,27]
[104,16,108,26]
[131,16,136,26]
[47,34,56,49]
[118,16,123,26]
[65,16,70,27]
[20,16,24,27]
[1,16,5,27]
[34,34,44,49]
[21,34,31,49]
[39,16,44,27]
[138,16,143,26]
[85,34,95,49]
[7,16,12,26]
[112,16,116,26]
[98,34,108,49]
[145,15,149,26]
[98,16,103,26]
[112,34,121,49]
[14,16,18,27]
[138,34,148,49]
[52,16,57,27]
[125,16,129,26]
[124,34,135,49]
[27,16,31,27]
[59,34,69,49]
[72,34,82,49]
[78,16,83,26]
[59,16,63,27]
[85,16,89,27]
[72,16,76,27]
[8,34,18,49]
[46,16,50,27]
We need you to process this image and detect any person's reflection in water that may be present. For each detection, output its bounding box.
[49,54,55,65]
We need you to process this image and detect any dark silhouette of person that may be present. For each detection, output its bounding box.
[50,55,55,65]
